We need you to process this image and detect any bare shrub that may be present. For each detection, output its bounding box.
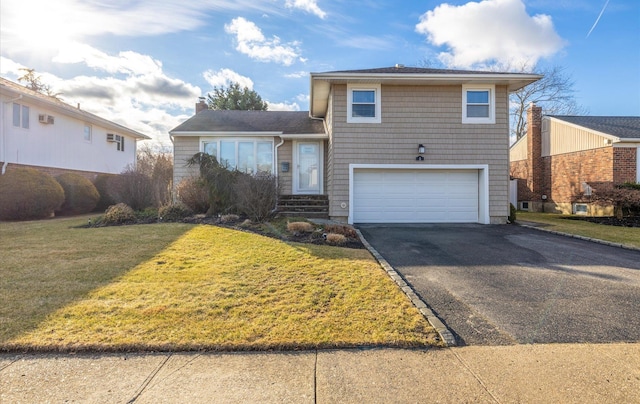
[591,183,640,219]
[187,153,239,215]
[93,174,117,212]
[323,224,358,239]
[287,221,315,233]
[325,233,347,245]
[176,177,209,214]
[233,172,278,222]
[136,146,173,207]
[108,169,154,211]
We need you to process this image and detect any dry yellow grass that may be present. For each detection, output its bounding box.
[2,220,439,352]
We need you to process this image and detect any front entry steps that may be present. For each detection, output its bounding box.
[277,195,329,219]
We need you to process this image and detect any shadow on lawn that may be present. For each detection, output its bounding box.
[0,216,194,348]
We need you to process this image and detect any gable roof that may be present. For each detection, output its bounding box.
[309,66,542,118]
[0,77,149,139]
[170,110,325,136]
[549,116,640,140]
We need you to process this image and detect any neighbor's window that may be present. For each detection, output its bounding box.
[462,85,495,124]
[13,103,29,129]
[83,124,92,142]
[347,83,381,123]
[116,135,125,152]
[202,139,274,174]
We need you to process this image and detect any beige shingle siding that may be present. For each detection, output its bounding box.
[277,140,293,194]
[510,135,528,161]
[328,84,510,221]
[173,136,200,189]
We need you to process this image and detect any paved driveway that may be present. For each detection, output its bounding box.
[358,224,640,346]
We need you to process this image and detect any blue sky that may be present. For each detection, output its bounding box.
[1,0,638,148]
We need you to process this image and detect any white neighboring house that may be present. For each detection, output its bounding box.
[0,77,149,179]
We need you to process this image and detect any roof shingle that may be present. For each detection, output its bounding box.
[170,110,325,134]
[549,116,640,139]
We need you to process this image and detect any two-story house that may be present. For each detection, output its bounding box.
[171,66,540,224]
[0,77,149,179]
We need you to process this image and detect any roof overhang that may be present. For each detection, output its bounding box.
[169,130,328,140]
[309,72,542,118]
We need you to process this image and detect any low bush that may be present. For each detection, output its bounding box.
[0,167,64,220]
[93,174,117,212]
[159,203,192,221]
[324,224,358,239]
[55,173,100,215]
[176,177,209,214]
[287,221,315,234]
[325,233,347,245]
[108,170,154,211]
[221,214,240,223]
[233,173,278,222]
[509,203,517,223]
[103,203,135,224]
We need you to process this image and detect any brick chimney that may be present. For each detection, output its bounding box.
[526,103,544,201]
[195,97,207,114]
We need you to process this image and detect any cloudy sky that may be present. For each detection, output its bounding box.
[1,0,638,148]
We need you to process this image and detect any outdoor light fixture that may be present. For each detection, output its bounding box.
[418,144,425,154]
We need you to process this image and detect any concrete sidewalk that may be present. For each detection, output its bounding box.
[2,343,639,403]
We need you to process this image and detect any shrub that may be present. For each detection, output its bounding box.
[509,203,517,223]
[0,167,64,220]
[324,224,358,239]
[187,153,239,215]
[103,203,135,224]
[220,214,240,223]
[93,174,118,212]
[233,172,278,222]
[176,177,209,214]
[136,146,173,207]
[159,203,192,221]
[55,173,100,215]
[108,169,154,211]
[592,184,640,219]
[325,233,347,245]
[287,221,315,234]
[135,207,159,221]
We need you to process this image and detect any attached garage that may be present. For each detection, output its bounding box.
[349,164,490,224]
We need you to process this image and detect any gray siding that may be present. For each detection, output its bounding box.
[172,136,200,190]
[329,84,510,222]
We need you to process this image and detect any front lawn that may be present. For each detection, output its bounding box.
[517,212,640,249]
[0,217,438,352]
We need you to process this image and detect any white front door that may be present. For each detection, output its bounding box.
[294,141,322,194]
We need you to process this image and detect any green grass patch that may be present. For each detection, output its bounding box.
[1,217,438,352]
[517,212,640,249]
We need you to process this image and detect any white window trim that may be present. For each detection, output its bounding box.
[200,137,275,174]
[462,84,495,124]
[347,83,381,124]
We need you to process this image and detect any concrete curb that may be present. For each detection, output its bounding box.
[355,229,457,347]
[516,222,640,252]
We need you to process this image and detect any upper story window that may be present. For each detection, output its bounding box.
[12,103,29,129]
[202,139,273,174]
[83,124,92,142]
[116,135,125,152]
[347,83,381,123]
[462,85,495,124]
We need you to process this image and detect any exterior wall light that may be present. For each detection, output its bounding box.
[418,144,425,154]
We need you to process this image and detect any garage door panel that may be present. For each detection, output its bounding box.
[353,169,479,223]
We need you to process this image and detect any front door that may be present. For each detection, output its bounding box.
[294,141,321,194]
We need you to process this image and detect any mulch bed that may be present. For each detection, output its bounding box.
[562,216,640,228]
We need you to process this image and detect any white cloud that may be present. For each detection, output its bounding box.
[267,101,300,111]
[284,71,309,78]
[415,0,565,68]
[285,0,327,19]
[0,56,26,76]
[224,17,302,66]
[203,68,254,89]
[53,43,162,76]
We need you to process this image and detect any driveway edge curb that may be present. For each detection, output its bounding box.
[516,223,640,252]
[356,229,457,347]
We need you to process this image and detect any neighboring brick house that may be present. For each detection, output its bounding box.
[172,66,540,224]
[0,77,149,180]
[510,104,640,214]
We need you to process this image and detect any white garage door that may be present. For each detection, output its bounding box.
[353,169,479,223]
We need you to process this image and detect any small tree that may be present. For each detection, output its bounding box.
[186,153,239,215]
[206,82,268,111]
[233,173,278,222]
[591,183,640,219]
[18,68,62,99]
[135,145,173,207]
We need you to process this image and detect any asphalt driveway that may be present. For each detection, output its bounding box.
[358,224,640,346]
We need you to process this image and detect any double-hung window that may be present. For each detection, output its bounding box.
[202,139,274,174]
[347,83,381,123]
[12,103,29,129]
[462,85,495,124]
